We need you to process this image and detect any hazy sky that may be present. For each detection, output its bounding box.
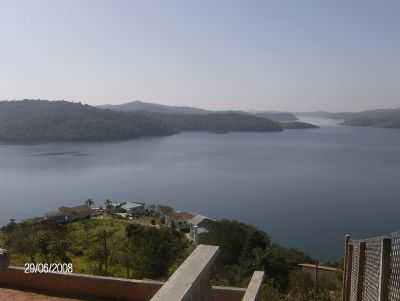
[1,0,399,112]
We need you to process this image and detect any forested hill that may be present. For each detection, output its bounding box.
[341,109,400,128]
[253,111,298,122]
[138,111,283,133]
[0,100,175,143]
[100,100,210,115]
[0,100,283,143]
[100,100,298,122]
[298,109,400,128]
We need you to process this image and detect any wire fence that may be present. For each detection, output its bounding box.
[343,231,400,301]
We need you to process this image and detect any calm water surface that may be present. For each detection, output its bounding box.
[1,117,400,260]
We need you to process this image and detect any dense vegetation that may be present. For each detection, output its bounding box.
[280,121,319,129]
[102,100,299,123]
[341,109,400,128]
[0,218,190,279]
[0,215,341,300]
[0,100,287,143]
[254,112,298,122]
[200,220,341,301]
[100,100,210,115]
[140,111,283,133]
[0,100,175,143]
[199,220,313,288]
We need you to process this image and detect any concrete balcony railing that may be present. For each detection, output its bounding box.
[151,244,264,301]
[151,244,219,301]
[242,271,264,301]
[0,245,264,301]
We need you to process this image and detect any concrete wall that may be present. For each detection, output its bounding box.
[0,267,245,301]
[211,286,246,301]
[0,250,9,271]
[0,266,162,301]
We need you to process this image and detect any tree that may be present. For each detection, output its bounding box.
[200,219,269,267]
[105,199,112,211]
[7,223,39,262]
[87,228,117,275]
[199,219,312,289]
[3,222,70,264]
[85,198,94,208]
[125,224,187,279]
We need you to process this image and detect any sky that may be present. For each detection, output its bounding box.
[0,0,399,112]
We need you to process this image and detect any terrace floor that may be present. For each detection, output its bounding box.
[0,288,102,301]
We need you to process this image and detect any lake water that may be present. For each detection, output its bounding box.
[1,117,400,260]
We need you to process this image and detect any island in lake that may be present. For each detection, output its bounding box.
[1,100,306,143]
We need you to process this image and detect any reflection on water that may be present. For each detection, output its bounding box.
[1,119,400,260]
[32,151,90,157]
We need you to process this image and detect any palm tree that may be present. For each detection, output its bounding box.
[85,199,94,208]
[105,199,112,212]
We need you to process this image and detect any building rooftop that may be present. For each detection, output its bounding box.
[169,211,195,221]
[189,214,215,226]
[121,201,144,211]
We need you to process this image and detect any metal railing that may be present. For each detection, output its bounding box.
[342,231,400,301]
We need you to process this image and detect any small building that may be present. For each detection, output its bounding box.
[166,211,195,230]
[188,214,216,242]
[189,214,215,229]
[120,202,145,215]
[113,212,130,219]
[90,207,105,217]
[105,201,124,213]
[109,202,123,208]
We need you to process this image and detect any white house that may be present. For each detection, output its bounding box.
[120,202,145,215]
[188,214,216,243]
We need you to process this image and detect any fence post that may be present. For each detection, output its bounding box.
[378,238,391,301]
[343,235,352,301]
[356,242,366,301]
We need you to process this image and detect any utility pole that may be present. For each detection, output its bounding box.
[315,260,319,301]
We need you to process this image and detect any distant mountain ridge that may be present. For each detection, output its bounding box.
[100,100,210,115]
[98,100,287,133]
[138,111,283,133]
[0,100,175,143]
[297,108,400,128]
[0,100,288,143]
[100,100,298,122]
[341,108,400,128]
[252,111,298,122]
